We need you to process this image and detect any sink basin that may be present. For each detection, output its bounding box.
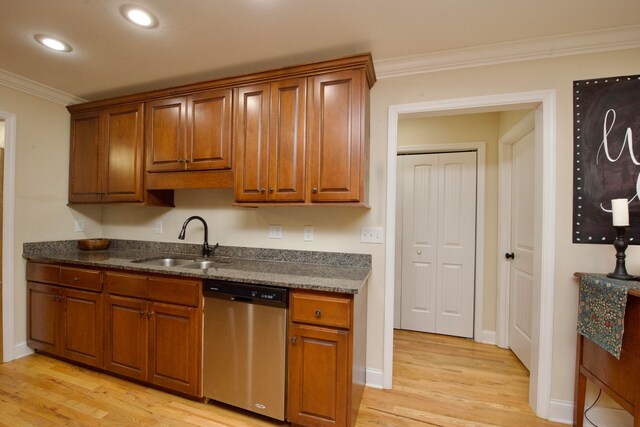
[132,257,196,267]
[182,258,233,269]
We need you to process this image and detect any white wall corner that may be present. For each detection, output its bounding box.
[478,329,496,345]
[366,367,384,389]
[13,343,34,360]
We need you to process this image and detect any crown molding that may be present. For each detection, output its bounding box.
[0,69,85,106]
[375,25,640,79]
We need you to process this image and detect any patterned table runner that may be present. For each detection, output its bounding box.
[577,274,640,359]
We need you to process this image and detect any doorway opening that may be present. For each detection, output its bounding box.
[384,90,557,418]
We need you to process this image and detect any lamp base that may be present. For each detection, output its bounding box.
[606,272,636,281]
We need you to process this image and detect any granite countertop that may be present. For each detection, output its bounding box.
[23,239,371,294]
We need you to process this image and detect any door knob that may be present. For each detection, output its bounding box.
[417,250,422,255]
[505,252,515,259]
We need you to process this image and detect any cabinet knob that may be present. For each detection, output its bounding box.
[315,309,322,318]
[260,188,266,193]
[139,311,146,316]
[147,311,153,319]
[417,250,422,255]
[73,276,80,281]
[312,187,318,193]
[290,336,297,344]
[269,188,274,193]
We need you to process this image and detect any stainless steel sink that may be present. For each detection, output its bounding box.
[132,257,196,267]
[182,258,233,269]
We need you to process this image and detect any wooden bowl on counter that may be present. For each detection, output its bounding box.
[77,238,110,251]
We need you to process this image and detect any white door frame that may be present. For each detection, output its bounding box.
[0,110,16,363]
[384,90,557,418]
[397,142,486,342]
[496,110,536,349]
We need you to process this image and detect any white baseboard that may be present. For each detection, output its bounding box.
[13,342,34,360]
[548,399,574,424]
[366,367,384,389]
[548,399,634,426]
[477,329,496,345]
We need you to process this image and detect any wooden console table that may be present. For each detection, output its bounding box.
[574,274,640,427]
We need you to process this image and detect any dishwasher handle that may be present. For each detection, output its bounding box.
[230,296,253,303]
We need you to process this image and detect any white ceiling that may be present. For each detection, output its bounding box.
[1,0,639,102]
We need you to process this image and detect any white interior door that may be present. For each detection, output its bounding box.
[508,129,535,370]
[400,152,476,338]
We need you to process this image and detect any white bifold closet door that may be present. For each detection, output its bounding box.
[400,152,477,338]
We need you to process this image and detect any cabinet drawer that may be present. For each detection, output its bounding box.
[60,266,102,291]
[105,272,148,298]
[26,262,60,284]
[149,276,201,307]
[291,291,352,329]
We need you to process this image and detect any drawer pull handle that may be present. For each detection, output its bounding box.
[290,336,297,344]
[139,311,146,316]
[73,277,80,281]
[315,309,322,318]
[147,311,153,319]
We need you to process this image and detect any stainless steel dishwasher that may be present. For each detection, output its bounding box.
[202,279,288,421]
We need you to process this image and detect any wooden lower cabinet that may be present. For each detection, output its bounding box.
[27,262,202,398]
[27,281,103,368]
[105,295,200,396]
[288,323,349,426]
[287,287,368,427]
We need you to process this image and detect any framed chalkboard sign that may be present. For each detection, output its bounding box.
[573,74,640,244]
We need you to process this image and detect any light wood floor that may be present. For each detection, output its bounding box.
[0,330,564,426]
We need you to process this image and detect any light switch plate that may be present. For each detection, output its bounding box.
[269,225,283,239]
[304,226,314,242]
[74,219,85,232]
[154,221,163,234]
[360,227,384,244]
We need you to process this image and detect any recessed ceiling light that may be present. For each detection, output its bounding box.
[120,5,159,28]
[34,34,72,52]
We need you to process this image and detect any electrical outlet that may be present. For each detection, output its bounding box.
[74,219,85,232]
[360,227,384,244]
[269,225,283,239]
[304,226,314,242]
[154,221,163,234]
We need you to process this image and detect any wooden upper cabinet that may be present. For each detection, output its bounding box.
[269,78,307,202]
[234,83,271,202]
[187,89,232,171]
[69,103,144,203]
[69,110,102,202]
[146,90,232,173]
[234,78,306,203]
[145,97,187,172]
[308,69,365,203]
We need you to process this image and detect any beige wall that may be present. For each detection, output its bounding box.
[371,47,640,405]
[4,46,640,410]
[0,85,102,348]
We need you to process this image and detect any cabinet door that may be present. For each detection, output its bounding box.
[145,97,187,172]
[308,70,364,203]
[102,103,145,202]
[268,78,307,202]
[69,110,102,203]
[186,89,232,171]
[104,295,148,381]
[27,282,61,354]
[148,302,200,396]
[287,323,349,426]
[61,288,104,368]
[234,84,270,202]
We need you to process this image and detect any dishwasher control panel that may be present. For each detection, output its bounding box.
[203,279,288,307]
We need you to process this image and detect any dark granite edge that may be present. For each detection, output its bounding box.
[24,239,372,268]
